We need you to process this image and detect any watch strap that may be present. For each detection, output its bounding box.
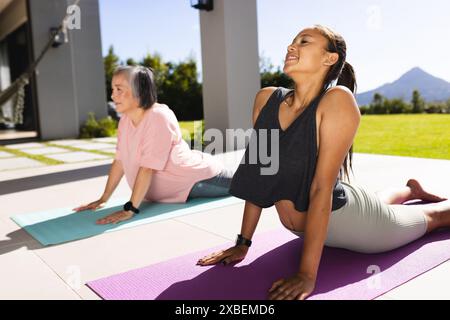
[235,234,252,247]
[123,201,140,214]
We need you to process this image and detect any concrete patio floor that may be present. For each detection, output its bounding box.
[0,148,449,300]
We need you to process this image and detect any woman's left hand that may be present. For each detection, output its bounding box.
[268,273,316,300]
[96,210,134,225]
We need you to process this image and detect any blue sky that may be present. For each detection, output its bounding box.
[99,0,450,93]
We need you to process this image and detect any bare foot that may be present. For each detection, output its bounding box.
[407,179,448,203]
[424,200,450,232]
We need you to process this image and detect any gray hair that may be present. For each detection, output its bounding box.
[113,65,157,109]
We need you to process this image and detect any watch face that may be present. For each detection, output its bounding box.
[124,202,131,210]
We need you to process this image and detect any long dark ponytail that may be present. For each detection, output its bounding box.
[314,24,357,183]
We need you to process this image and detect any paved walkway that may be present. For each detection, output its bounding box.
[0,137,449,299]
[0,138,117,178]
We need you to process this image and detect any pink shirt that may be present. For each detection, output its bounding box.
[115,104,224,203]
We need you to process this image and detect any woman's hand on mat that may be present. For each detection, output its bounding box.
[196,245,249,266]
[95,210,134,225]
[73,198,107,212]
[268,273,316,300]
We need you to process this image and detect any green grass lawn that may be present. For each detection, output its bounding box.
[354,114,450,160]
[179,114,450,160]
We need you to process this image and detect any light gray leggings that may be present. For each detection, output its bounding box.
[290,181,428,254]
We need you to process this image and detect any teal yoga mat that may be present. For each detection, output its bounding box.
[11,196,243,246]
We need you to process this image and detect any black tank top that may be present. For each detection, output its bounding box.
[229,87,348,212]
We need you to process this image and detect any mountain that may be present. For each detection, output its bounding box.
[355,67,450,106]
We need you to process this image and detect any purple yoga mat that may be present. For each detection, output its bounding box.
[87,228,450,300]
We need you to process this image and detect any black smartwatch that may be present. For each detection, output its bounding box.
[123,201,140,214]
[235,234,252,247]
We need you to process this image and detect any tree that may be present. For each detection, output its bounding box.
[370,93,386,114]
[411,89,425,113]
[104,45,120,101]
[163,59,203,120]
[359,105,369,115]
[139,53,203,120]
[445,98,450,113]
[126,58,137,66]
[425,101,447,114]
[259,55,293,88]
[386,98,411,114]
[261,68,294,89]
[141,52,169,90]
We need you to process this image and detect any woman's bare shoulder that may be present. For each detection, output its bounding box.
[252,87,278,125]
[318,85,359,116]
[255,87,278,109]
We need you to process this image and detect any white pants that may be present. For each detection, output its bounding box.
[290,181,428,254]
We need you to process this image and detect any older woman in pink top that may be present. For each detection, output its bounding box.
[73,66,234,224]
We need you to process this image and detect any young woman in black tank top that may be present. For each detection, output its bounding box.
[197,24,450,300]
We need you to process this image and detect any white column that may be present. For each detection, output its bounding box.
[199,0,260,151]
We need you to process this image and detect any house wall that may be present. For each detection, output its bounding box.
[28,0,106,140]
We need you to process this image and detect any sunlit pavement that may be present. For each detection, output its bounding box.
[1,138,449,300]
